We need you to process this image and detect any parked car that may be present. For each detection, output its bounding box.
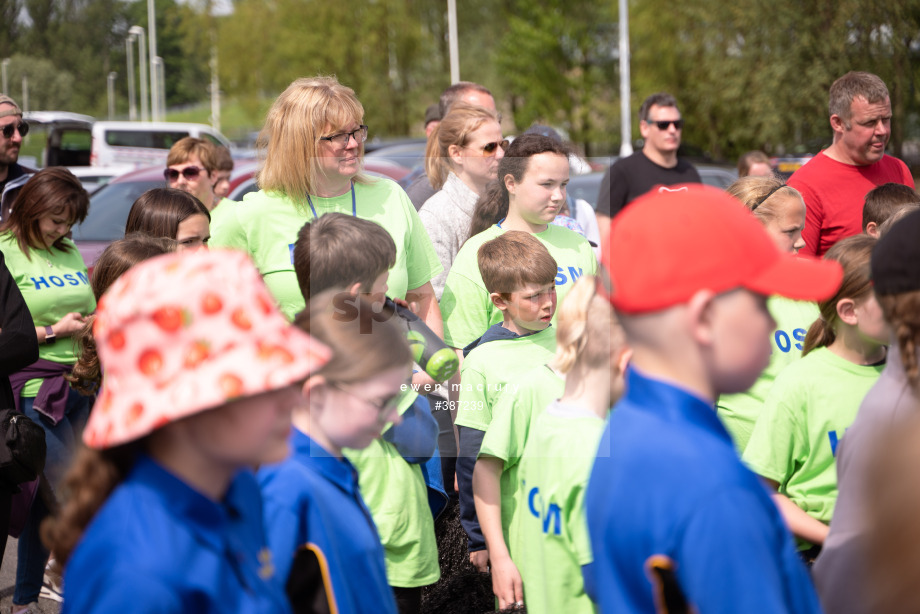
[72,161,257,270]
[23,112,233,169]
[227,159,411,202]
[90,121,232,167]
[771,155,815,179]
[566,165,738,210]
[697,165,738,190]
[366,140,428,173]
[67,164,135,194]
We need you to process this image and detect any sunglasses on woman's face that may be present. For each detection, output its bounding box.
[1,121,28,139]
[476,139,509,157]
[164,166,205,182]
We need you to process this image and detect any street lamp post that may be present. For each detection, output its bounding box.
[209,44,219,132]
[129,26,149,122]
[618,0,633,157]
[1,59,9,95]
[126,35,137,120]
[447,0,459,84]
[107,72,118,119]
[148,0,159,120]
[153,57,165,120]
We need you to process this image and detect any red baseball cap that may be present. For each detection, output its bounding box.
[601,184,843,314]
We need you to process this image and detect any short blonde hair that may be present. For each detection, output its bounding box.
[167,137,217,172]
[552,275,626,374]
[727,175,803,226]
[258,76,370,205]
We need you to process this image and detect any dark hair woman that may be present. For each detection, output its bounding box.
[0,167,94,613]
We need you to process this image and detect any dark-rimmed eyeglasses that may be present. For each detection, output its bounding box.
[328,381,404,417]
[320,125,369,148]
[647,119,684,130]
[164,166,206,182]
[473,139,509,157]
[1,121,28,139]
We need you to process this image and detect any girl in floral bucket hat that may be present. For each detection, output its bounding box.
[42,249,330,614]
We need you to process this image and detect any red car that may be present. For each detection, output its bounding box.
[71,161,259,270]
[72,158,410,272]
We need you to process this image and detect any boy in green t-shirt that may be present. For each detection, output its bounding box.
[292,213,442,608]
[455,230,559,572]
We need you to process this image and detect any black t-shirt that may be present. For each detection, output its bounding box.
[0,163,35,222]
[595,151,702,217]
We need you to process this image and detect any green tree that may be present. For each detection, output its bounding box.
[495,0,618,154]
[0,0,24,59]
[3,53,74,110]
[630,0,920,160]
[219,0,440,136]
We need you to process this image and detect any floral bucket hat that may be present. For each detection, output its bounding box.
[84,249,330,449]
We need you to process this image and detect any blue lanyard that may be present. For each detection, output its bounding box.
[306,182,356,219]
[496,218,505,228]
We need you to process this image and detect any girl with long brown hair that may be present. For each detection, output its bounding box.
[0,167,93,613]
[743,234,888,562]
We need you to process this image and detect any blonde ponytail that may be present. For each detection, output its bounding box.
[552,276,624,375]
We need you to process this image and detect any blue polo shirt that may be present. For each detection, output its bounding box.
[63,455,290,614]
[259,428,398,614]
[584,367,822,614]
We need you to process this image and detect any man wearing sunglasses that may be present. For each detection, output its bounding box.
[165,137,218,211]
[595,92,701,249]
[0,95,35,222]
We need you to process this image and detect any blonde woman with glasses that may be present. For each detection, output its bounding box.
[209,76,443,346]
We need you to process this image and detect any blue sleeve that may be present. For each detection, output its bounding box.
[678,489,822,614]
[582,562,597,602]
[457,425,486,552]
[382,395,438,464]
[259,470,305,585]
[63,571,181,613]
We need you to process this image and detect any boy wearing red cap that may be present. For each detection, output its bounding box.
[584,185,841,613]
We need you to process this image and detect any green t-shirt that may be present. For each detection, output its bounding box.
[208,179,443,320]
[0,234,95,397]
[479,365,564,543]
[207,197,240,242]
[717,296,820,454]
[343,389,440,588]
[742,347,884,532]
[510,401,603,614]
[440,224,597,349]
[455,326,557,432]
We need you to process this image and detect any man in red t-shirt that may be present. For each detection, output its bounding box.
[789,71,914,257]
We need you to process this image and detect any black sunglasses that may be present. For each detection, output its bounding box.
[164,166,205,182]
[1,121,28,139]
[648,119,684,130]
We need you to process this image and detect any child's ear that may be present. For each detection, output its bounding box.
[613,346,633,376]
[346,282,362,297]
[865,222,880,238]
[503,173,516,195]
[489,292,509,312]
[303,375,327,407]
[686,289,718,346]
[837,298,858,326]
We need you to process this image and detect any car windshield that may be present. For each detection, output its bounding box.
[72,180,164,241]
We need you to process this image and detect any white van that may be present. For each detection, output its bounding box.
[90,121,232,167]
[23,113,232,168]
